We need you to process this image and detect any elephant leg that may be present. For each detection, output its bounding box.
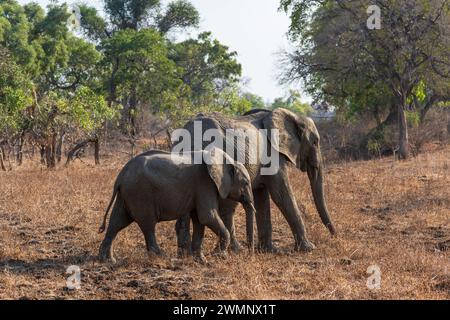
[99,198,133,263]
[175,213,192,258]
[218,200,240,253]
[266,171,315,252]
[253,187,275,252]
[191,213,206,263]
[145,231,161,256]
[138,220,161,256]
[198,209,230,254]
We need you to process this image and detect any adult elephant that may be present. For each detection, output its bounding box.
[172,108,336,254]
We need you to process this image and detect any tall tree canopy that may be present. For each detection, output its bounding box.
[0,0,118,167]
[169,32,242,104]
[78,0,244,136]
[0,47,31,139]
[280,0,450,159]
[0,0,249,168]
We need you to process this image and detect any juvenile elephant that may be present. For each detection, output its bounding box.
[173,108,337,254]
[98,148,256,263]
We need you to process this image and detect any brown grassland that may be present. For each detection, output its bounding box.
[0,145,449,300]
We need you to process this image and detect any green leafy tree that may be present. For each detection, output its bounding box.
[242,92,267,110]
[0,1,117,167]
[101,28,181,134]
[169,32,242,104]
[161,83,253,132]
[78,0,200,135]
[0,0,37,72]
[78,2,244,135]
[157,0,200,34]
[271,90,313,115]
[280,0,450,159]
[0,48,32,141]
[214,84,252,115]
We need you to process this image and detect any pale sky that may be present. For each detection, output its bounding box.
[18,0,296,102]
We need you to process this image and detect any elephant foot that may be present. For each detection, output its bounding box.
[230,240,242,253]
[257,243,280,254]
[296,239,316,252]
[99,255,117,264]
[177,247,192,259]
[193,252,207,264]
[212,250,228,260]
[98,248,116,264]
[148,247,164,259]
[213,240,236,254]
[211,244,229,258]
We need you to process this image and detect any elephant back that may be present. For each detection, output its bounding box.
[171,114,265,185]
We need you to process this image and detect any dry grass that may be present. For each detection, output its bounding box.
[0,146,449,300]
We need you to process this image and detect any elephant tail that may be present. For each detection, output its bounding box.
[98,184,119,234]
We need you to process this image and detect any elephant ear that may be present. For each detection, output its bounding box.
[262,108,305,166]
[204,148,235,199]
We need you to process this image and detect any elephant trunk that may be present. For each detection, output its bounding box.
[307,164,336,236]
[242,202,256,253]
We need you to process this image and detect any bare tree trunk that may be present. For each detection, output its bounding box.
[45,146,56,168]
[398,105,410,159]
[40,145,46,165]
[447,119,450,138]
[129,91,139,137]
[94,137,100,165]
[45,146,52,167]
[45,133,57,168]
[121,91,139,137]
[16,133,24,166]
[56,131,65,163]
[108,57,119,109]
[129,138,136,158]
[3,143,12,170]
[0,145,6,171]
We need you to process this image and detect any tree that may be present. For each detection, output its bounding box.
[215,84,252,115]
[0,1,117,167]
[157,0,200,34]
[271,90,313,115]
[79,2,245,135]
[280,0,450,159]
[0,0,247,167]
[0,47,32,169]
[102,0,199,33]
[242,92,266,110]
[0,0,37,73]
[79,0,200,136]
[29,3,111,167]
[169,32,242,104]
[100,28,180,135]
[63,86,118,165]
[0,48,31,135]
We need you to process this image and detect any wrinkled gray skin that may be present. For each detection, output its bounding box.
[98,149,256,263]
[173,108,336,255]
